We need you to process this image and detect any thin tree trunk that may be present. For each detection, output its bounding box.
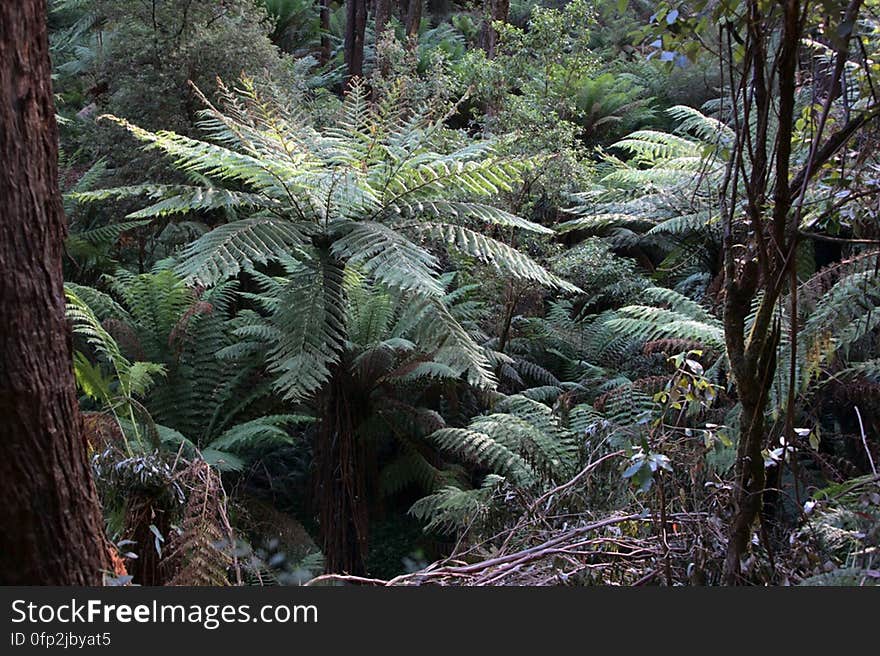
[375,0,392,38]
[344,0,367,82]
[374,0,392,77]
[720,0,803,584]
[405,0,422,42]
[479,0,509,58]
[320,0,331,65]
[0,0,111,585]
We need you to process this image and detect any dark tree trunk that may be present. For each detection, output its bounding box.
[427,0,451,25]
[314,366,370,575]
[0,0,110,585]
[320,0,331,65]
[374,0,393,78]
[719,0,800,584]
[479,0,509,58]
[344,0,367,82]
[375,0,392,38]
[405,0,422,41]
[715,0,871,583]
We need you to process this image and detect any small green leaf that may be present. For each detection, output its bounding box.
[622,460,645,479]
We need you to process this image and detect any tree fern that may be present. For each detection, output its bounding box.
[77,75,576,403]
[409,475,506,534]
[415,393,581,532]
[559,105,730,294]
[68,270,306,470]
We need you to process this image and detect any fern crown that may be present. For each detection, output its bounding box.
[77,77,578,401]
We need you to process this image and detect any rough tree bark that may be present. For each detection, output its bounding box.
[314,366,370,575]
[0,0,111,585]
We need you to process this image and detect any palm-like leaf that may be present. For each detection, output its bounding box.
[78,76,575,400]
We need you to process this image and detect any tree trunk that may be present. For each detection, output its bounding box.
[428,0,451,25]
[479,0,509,58]
[313,366,370,575]
[405,0,422,42]
[719,0,803,584]
[344,0,367,83]
[375,0,392,38]
[319,0,331,65]
[374,0,392,77]
[722,324,779,582]
[0,0,111,585]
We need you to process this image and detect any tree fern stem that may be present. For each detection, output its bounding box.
[315,365,370,575]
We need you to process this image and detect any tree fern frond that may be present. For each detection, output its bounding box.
[72,184,282,218]
[66,288,132,380]
[406,295,497,389]
[519,385,564,402]
[667,104,735,145]
[208,415,311,452]
[409,476,504,534]
[65,282,130,321]
[638,286,719,324]
[389,200,554,234]
[331,221,443,296]
[379,450,446,499]
[98,115,316,201]
[413,223,581,293]
[556,212,656,234]
[604,306,725,349]
[383,158,525,202]
[646,210,717,236]
[174,217,309,285]
[611,130,702,161]
[267,256,347,401]
[393,361,461,382]
[68,219,154,246]
[431,427,536,485]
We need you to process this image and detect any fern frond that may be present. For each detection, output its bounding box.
[68,219,153,246]
[267,257,347,402]
[432,426,536,485]
[413,223,581,293]
[174,217,309,285]
[667,104,735,145]
[384,158,525,201]
[73,184,282,218]
[99,115,316,201]
[604,305,725,349]
[611,130,702,161]
[331,221,443,296]
[208,415,311,452]
[389,200,554,234]
[404,295,497,389]
[409,475,504,534]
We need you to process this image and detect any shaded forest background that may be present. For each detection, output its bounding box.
[2,0,879,586]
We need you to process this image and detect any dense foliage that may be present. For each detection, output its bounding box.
[45,0,880,585]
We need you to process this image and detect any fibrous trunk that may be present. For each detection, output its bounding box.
[0,0,111,585]
[314,367,370,575]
